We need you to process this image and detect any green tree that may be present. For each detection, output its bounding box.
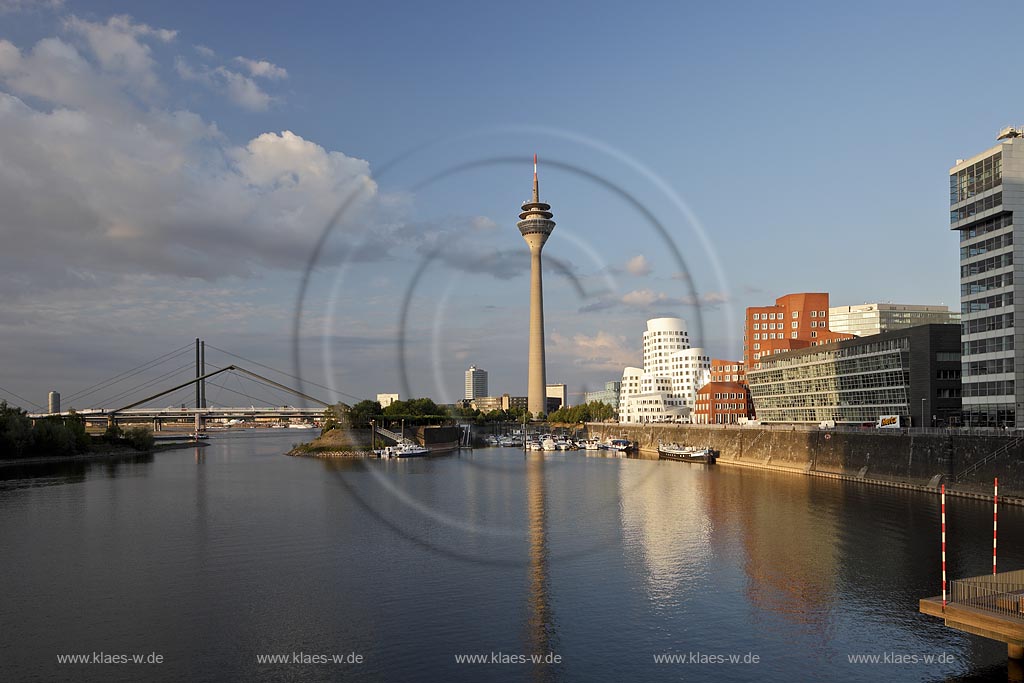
[0,401,34,458]
[348,400,382,428]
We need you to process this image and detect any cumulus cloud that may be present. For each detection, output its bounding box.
[624,254,651,276]
[64,15,175,92]
[550,331,638,371]
[176,57,274,110]
[0,26,379,293]
[234,56,288,80]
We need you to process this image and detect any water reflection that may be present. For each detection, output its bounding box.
[525,453,555,664]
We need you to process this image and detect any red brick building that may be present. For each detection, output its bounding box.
[709,358,746,384]
[693,382,753,424]
[744,292,854,370]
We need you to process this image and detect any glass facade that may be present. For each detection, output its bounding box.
[747,338,911,424]
[950,151,1001,204]
[955,144,1016,428]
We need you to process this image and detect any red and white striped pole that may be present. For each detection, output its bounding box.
[941,483,947,607]
[994,477,999,575]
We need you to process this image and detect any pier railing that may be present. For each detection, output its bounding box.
[950,569,1024,620]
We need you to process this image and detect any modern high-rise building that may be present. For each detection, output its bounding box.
[618,317,711,423]
[48,391,60,414]
[828,303,960,337]
[517,155,556,417]
[464,365,488,400]
[744,292,854,369]
[584,380,622,410]
[952,127,1022,427]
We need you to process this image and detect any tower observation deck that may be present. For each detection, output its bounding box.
[517,155,556,417]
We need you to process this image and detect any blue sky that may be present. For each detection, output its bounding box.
[0,0,1017,409]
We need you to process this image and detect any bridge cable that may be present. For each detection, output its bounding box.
[96,362,198,409]
[63,343,194,403]
[0,385,46,411]
[205,344,364,402]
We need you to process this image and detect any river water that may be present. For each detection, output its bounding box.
[1,430,1020,682]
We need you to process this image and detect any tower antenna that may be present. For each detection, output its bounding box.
[532,153,539,203]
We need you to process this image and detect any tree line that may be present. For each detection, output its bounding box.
[0,402,154,459]
[340,398,614,429]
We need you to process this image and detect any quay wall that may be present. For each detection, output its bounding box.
[589,424,1024,500]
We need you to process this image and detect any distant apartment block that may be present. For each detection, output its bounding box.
[828,303,960,337]
[584,380,621,409]
[746,324,961,426]
[376,393,399,408]
[619,317,710,424]
[744,292,855,369]
[471,394,528,413]
[464,365,488,400]
[952,128,1023,427]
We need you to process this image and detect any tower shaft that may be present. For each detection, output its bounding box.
[528,247,547,416]
[517,155,555,418]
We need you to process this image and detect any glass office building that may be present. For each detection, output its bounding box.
[746,324,961,425]
[952,128,1023,427]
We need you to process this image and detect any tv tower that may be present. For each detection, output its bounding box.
[517,155,556,417]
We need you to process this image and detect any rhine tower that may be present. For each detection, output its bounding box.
[517,155,556,417]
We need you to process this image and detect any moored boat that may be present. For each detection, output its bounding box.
[658,443,718,464]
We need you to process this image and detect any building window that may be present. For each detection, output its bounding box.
[792,322,798,329]
[811,310,817,317]
[811,331,817,338]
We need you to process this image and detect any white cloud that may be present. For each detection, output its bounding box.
[194,44,215,58]
[550,331,638,371]
[624,254,651,276]
[176,57,275,110]
[234,56,288,80]
[0,27,379,293]
[64,15,175,93]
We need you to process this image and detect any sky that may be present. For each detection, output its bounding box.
[0,0,1018,410]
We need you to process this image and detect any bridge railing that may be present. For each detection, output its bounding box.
[949,569,1024,620]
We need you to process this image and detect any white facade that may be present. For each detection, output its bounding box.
[546,383,568,410]
[376,393,399,408]
[828,303,959,337]
[618,318,711,423]
[464,365,488,400]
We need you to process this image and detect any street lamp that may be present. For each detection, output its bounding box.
[921,398,927,430]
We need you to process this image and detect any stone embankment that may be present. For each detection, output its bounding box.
[590,423,1024,503]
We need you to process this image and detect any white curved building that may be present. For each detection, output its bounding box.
[618,318,710,423]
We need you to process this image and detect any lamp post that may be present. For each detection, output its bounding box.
[370,419,375,453]
[921,398,927,430]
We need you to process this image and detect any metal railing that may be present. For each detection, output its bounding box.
[950,570,1024,620]
[954,436,1024,482]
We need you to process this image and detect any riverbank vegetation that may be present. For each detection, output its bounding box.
[0,402,154,459]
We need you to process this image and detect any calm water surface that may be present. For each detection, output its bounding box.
[1,430,1021,682]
